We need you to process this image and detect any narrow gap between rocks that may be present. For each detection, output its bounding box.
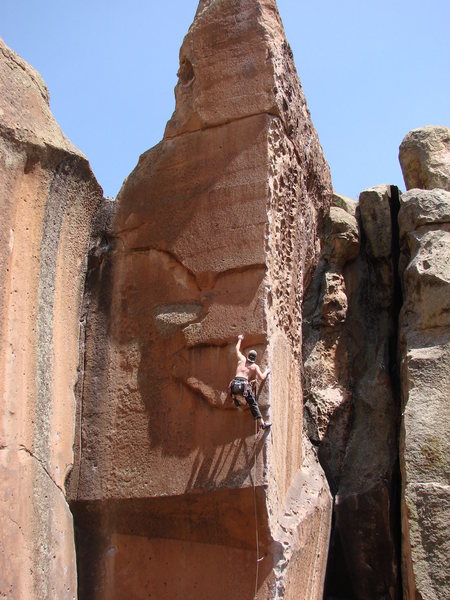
[321,187,404,600]
[388,184,404,600]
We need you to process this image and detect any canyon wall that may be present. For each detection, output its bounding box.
[303,185,402,599]
[1,3,449,600]
[0,39,102,598]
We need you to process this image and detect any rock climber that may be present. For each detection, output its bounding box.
[229,334,271,431]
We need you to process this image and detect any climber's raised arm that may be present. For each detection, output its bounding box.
[235,334,246,362]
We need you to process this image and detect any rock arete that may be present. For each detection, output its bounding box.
[1,2,449,599]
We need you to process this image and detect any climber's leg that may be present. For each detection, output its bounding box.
[243,387,263,421]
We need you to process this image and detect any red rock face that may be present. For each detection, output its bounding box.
[0,38,102,599]
[2,5,449,599]
[69,1,332,598]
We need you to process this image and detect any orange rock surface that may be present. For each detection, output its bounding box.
[2,3,449,600]
[68,1,333,598]
[0,38,102,598]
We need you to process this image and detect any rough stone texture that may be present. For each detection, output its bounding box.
[68,1,333,598]
[398,188,450,236]
[0,38,102,598]
[6,11,449,600]
[359,185,393,258]
[302,198,359,494]
[399,125,450,192]
[398,188,450,600]
[332,191,357,217]
[303,185,402,599]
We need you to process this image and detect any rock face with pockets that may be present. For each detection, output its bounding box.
[67,1,333,598]
[0,38,102,599]
[4,3,449,598]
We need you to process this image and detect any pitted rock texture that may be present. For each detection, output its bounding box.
[303,186,402,599]
[166,0,330,209]
[0,38,102,599]
[399,125,450,191]
[68,1,333,598]
[398,188,450,600]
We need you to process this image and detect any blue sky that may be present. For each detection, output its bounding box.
[1,1,449,199]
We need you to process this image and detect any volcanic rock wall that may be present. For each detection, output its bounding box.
[1,4,449,600]
[303,185,402,599]
[303,126,450,600]
[0,39,102,598]
[397,127,450,600]
[67,1,333,598]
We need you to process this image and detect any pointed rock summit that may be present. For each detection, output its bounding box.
[2,4,449,600]
[69,1,333,598]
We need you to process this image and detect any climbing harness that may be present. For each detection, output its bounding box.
[229,377,252,406]
[229,377,259,409]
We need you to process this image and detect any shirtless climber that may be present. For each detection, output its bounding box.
[229,334,271,431]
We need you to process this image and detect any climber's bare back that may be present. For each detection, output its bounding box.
[235,357,257,380]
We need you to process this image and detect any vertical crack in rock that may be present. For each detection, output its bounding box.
[303,187,404,599]
[387,184,404,599]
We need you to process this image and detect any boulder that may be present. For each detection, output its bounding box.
[0,38,102,598]
[324,206,360,266]
[332,191,357,216]
[399,125,450,191]
[399,189,450,332]
[68,2,333,599]
[398,188,450,235]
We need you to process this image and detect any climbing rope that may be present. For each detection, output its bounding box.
[230,377,268,598]
[253,418,260,600]
[251,375,269,599]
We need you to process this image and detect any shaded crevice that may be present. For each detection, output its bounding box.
[323,510,356,600]
[317,187,404,599]
[65,209,116,502]
[388,185,404,600]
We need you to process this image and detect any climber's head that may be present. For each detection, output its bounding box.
[247,350,257,363]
